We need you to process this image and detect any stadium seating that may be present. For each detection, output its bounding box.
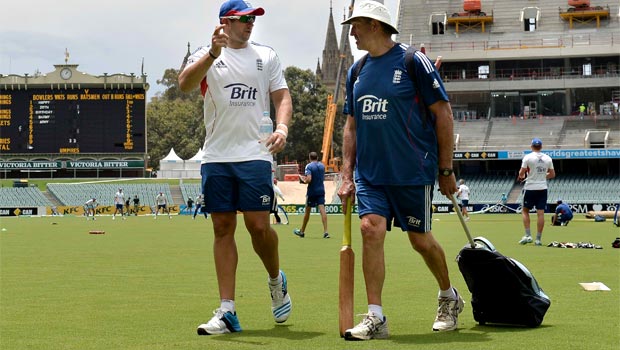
[46,183,174,207]
[435,174,516,205]
[180,183,202,204]
[0,187,53,207]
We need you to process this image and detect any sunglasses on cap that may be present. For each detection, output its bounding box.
[223,15,256,23]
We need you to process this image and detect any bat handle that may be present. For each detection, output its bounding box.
[343,197,352,247]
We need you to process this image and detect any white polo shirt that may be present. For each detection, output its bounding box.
[186,42,288,163]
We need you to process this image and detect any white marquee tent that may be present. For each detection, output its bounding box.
[158,147,203,179]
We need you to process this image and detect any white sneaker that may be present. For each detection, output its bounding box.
[518,235,533,245]
[269,270,292,323]
[344,312,389,340]
[464,217,470,222]
[197,308,242,335]
[433,289,465,331]
[112,216,115,220]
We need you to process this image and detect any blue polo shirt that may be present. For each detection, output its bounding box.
[343,43,449,185]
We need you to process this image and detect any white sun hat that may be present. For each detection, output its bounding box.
[341,0,399,34]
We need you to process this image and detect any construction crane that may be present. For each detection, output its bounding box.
[321,94,340,173]
[451,0,486,17]
[321,0,355,173]
[567,0,604,11]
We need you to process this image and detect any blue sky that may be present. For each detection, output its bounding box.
[0,0,398,98]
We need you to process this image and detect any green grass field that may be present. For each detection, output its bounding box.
[1,213,618,350]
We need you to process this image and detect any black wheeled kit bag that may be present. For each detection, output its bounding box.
[450,196,551,327]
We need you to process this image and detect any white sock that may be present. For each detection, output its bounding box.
[220,299,235,313]
[368,304,384,320]
[268,272,282,286]
[439,287,457,300]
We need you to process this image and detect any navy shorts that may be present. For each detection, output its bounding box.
[202,161,273,212]
[355,178,434,233]
[523,189,548,211]
[158,204,167,209]
[306,194,325,207]
[461,199,469,206]
[115,204,123,210]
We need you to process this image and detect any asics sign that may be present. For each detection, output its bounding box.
[224,83,258,107]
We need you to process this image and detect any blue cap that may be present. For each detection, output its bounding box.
[531,138,542,147]
[557,198,562,204]
[219,0,265,17]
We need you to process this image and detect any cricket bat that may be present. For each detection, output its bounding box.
[339,198,354,337]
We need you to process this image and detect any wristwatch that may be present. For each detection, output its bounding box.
[439,168,453,176]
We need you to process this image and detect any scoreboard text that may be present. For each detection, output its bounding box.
[0,88,145,154]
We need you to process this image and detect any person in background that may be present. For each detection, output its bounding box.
[518,138,555,246]
[178,0,293,335]
[457,179,471,221]
[155,191,171,219]
[272,178,288,224]
[125,196,131,216]
[551,199,573,226]
[186,195,194,215]
[293,151,329,238]
[113,188,125,220]
[336,0,463,341]
[193,193,208,219]
[133,195,140,216]
[84,198,97,220]
[579,103,586,119]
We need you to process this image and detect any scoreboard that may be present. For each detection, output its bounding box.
[0,88,145,154]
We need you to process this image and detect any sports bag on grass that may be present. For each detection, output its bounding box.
[450,196,550,327]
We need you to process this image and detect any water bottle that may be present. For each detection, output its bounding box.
[259,111,273,155]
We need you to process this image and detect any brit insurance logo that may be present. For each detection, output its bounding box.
[260,194,271,206]
[406,215,422,228]
[224,83,258,107]
[357,94,388,121]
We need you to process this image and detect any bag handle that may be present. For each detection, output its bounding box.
[450,195,476,247]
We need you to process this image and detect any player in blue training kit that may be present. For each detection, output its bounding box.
[552,199,573,226]
[293,152,329,238]
[337,0,463,341]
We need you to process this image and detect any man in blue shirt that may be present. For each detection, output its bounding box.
[293,152,329,238]
[552,199,573,226]
[337,0,463,341]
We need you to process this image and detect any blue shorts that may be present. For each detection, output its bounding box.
[461,199,469,206]
[306,194,325,207]
[158,204,167,209]
[115,204,123,210]
[202,161,273,212]
[355,178,434,233]
[523,189,548,211]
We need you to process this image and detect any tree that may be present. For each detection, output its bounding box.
[147,69,204,170]
[278,66,344,167]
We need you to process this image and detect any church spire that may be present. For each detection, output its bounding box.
[319,2,353,100]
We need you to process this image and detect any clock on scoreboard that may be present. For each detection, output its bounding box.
[0,88,145,154]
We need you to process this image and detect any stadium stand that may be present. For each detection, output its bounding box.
[180,183,202,204]
[0,187,53,207]
[435,174,516,205]
[47,183,174,207]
